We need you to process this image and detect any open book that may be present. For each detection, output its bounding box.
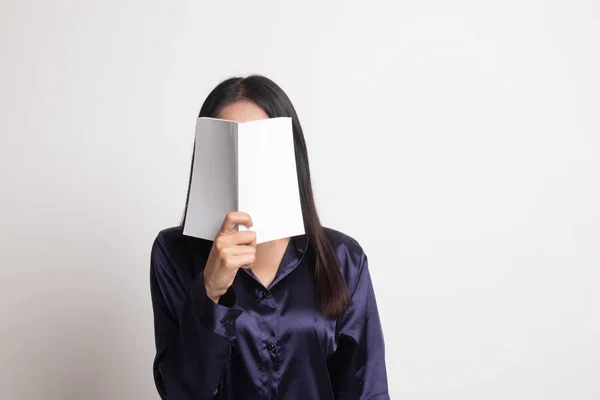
[183,117,305,244]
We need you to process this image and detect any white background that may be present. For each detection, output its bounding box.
[1,0,599,399]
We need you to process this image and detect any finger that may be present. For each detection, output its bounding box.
[225,253,256,270]
[226,244,257,257]
[247,229,257,248]
[220,211,253,234]
[224,230,257,246]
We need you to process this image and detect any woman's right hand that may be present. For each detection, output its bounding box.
[203,211,256,303]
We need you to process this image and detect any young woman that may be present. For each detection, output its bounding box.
[150,75,390,400]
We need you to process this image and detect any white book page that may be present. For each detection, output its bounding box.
[183,118,237,240]
[237,117,305,243]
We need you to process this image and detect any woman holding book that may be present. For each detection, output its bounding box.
[150,75,390,400]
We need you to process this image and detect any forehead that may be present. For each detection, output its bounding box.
[217,100,269,122]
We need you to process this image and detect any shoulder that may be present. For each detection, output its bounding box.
[322,227,368,295]
[322,226,365,256]
[153,225,189,250]
[151,226,213,282]
[153,225,213,252]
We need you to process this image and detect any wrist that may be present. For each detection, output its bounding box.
[203,269,218,303]
[204,284,220,304]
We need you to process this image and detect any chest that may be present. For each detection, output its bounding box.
[250,267,278,289]
[231,264,338,359]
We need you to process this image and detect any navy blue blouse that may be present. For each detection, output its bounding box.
[150,226,390,400]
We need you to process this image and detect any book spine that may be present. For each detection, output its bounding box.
[232,123,239,211]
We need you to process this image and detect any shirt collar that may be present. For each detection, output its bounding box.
[242,232,310,289]
[270,232,309,288]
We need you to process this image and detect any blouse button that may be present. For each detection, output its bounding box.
[257,290,271,302]
[266,342,276,351]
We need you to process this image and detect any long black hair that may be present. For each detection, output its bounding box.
[181,75,350,319]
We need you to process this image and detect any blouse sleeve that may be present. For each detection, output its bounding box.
[150,232,243,400]
[331,252,390,400]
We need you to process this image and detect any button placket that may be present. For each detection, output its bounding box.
[255,285,280,399]
[257,289,271,303]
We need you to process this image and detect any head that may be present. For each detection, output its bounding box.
[182,75,350,318]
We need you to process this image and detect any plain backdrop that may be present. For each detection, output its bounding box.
[1,0,599,399]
